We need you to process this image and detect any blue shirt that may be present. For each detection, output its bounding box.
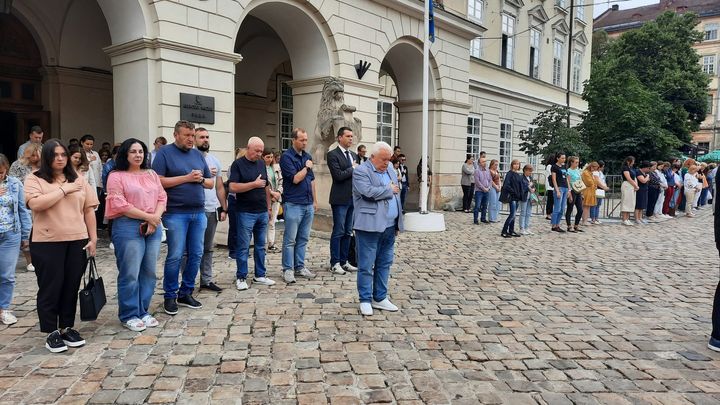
[152,143,211,213]
[280,148,314,205]
[373,167,399,228]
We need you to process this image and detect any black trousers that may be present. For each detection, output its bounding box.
[461,185,473,211]
[31,239,87,333]
[713,276,720,340]
[646,187,660,217]
[546,189,554,216]
[566,191,583,226]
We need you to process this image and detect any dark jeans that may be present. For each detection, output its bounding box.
[647,187,660,217]
[545,189,554,216]
[501,200,517,234]
[473,190,489,223]
[400,183,408,211]
[31,239,87,333]
[566,191,583,226]
[461,184,473,211]
[330,204,354,266]
[227,195,237,258]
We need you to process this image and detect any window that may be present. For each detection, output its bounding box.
[571,51,583,93]
[377,100,393,145]
[470,37,483,58]
[499,121,513,172]
[575,0,585,20]
[553,39,564,86]
[699,142,711,153]
[706,24,718,41]
[467,116,482,157]
[555,0,567,8]
[703,55,716,75]
[468,0,483,22]
[526,126,538,168]
[529,29,541,78]
[501,14,515,69]
[279,82,293,151]
[708,94,714,116]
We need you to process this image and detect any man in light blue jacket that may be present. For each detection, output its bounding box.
[352,142,404,316]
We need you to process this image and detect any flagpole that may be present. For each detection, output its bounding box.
[420,0,430,214]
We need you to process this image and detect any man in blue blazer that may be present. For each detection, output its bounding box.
[327,127,359,275]
[352,141,404,316]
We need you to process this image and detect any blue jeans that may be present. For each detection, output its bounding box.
[473,190,489,223]
[235,211,268,280]
[0,230,20,309]
[112,217,161,322]
[282,202,314,271]
[330,204,354,266]
[519,199,532,230]
[488,187,500,221]
[551,187,569,226]
[502,201,517,234]
[162,212,207,299]
[590,198,602,220]
[356,227,396,303]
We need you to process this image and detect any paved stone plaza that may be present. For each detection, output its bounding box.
[1,210,719,404]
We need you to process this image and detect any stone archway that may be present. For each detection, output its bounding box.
[379,38,440,210]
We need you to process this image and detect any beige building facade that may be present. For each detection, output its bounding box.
[0,0,590,211]
[594,0,720,154]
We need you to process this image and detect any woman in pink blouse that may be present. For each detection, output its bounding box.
[105,138,166,332]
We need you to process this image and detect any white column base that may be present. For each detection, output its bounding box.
[403,212,446,232]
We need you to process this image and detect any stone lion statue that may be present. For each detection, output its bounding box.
[313,77,362,164]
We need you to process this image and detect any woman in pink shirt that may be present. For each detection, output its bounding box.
[105,138,167,332]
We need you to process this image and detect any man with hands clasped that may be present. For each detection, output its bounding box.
[152,120,213,315]
[327,127,359,275]
[228,137,277,290]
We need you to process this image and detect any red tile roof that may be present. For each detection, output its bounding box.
[594,0,720,32]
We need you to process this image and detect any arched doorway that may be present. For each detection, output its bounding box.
[2,0,114,158]
[233,1,335,152]
[379,39,438,210]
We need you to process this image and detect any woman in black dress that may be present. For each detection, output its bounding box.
[634,161,651,224]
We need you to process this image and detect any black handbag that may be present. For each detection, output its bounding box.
[79,257,106,321]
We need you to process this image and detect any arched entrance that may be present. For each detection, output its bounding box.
[233,1,335,151]
[379,38,439,210]
[2,0,114,158]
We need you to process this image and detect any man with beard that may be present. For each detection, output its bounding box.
[195,128,227,292]
[152,120,213,315]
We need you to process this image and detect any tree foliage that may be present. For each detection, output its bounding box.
[581,11,710,162]
[519,105,590,160]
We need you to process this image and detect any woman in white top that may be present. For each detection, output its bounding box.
[652,162,669,219]
[684,165,701,217]
[544,157,555,220]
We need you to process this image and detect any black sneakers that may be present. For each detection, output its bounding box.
[164,298,178,315]
[177,295,202,309]
[61,328,86,347]
[200,282,222,292]
[46,330,67,353]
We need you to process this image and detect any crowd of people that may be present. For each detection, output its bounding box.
[0,122,405,353]
[461,151,715,236]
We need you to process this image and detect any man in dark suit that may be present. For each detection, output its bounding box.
[710,172,720,351]
[328,127,359,275]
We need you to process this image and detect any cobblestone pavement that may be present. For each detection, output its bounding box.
[1,209,720,404]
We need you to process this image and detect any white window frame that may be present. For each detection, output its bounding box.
[553,39,564,86]
[499,121,513,172]
[575,0,585,20]
[377,100,394,146]
[501,14,515,69]
[468,0,483,22]
[470,37,483,58]
[705,24,718,41]
[279,81,293,151]
[529,29,541,79]
[467,115,482,158]
[571,50,583,93]
[703,55,716,75]
[526,126,538,168]
[708,93,714,116]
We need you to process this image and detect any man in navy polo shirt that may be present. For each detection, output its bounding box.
[152,120,213,315]
[279,128,318,284]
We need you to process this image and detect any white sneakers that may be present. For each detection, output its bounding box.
[0,310,17,325]
[141,315,159,328]
[237,277,276,290]
[519,229,534,235]
[342,262,358,272]
[622,220,634,226]
[359,302,373,316]
[236,279,249,290]
[360,298,399,315]
[26,264,35,272]
[331,263,346,275]
[123,318,146,332]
